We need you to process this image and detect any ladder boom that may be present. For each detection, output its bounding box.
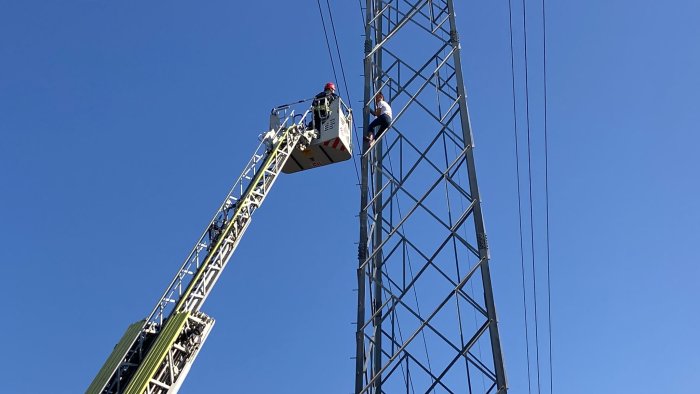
[90,107,317,394]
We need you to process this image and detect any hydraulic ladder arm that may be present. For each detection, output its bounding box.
[87,106,318,394]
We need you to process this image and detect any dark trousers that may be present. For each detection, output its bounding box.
[368,114,391,139]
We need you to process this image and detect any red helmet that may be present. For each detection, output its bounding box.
[324,82,336,91]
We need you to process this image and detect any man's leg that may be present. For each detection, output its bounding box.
[366,117,380,141]
[374,115,391,140]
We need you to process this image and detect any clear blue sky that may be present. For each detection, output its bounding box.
[1,1,698,393]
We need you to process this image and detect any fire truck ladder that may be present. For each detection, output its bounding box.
[87,105,321,394]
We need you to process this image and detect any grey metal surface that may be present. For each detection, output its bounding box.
[355,4,373,391]
[356,0,508,392]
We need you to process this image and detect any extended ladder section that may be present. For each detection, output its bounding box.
[87,99,352,394]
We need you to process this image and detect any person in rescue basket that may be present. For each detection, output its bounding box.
[311,82,338,136]
[366,91,392,148]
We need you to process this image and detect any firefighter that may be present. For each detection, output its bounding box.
[311,82,338,136]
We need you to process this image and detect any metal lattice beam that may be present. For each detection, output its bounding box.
[356,1,507,393]
[96,107,317,394]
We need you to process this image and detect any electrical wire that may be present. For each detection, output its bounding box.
[316,0,340,88]
[358,0,366,26]
[522,0,542,391]
[316,0,361,185]
[325,0,352,119]
[508,0,533,392]
[324,0,365,184]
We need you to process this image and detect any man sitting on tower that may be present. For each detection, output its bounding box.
[365,91,392,148]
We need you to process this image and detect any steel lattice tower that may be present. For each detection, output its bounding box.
[355,0,507,393]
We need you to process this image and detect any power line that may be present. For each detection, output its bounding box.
[315,0,361,185]
[326,0,352,113]
[508,0,533,392]
[357,0,365,26]
[316,0,340,86]
[521,0,543,391]
[324,0,364,184]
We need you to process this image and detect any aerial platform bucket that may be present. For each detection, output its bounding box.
[282,97,352,173]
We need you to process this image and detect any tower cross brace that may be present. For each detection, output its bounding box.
[356,1,508,392]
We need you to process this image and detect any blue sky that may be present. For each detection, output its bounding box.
[1,1,699,393]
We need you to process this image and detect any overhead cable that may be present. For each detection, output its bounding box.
[316,0,361,185]
[521,0,544,390]
[508,0,534,392]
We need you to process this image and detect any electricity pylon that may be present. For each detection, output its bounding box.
[355,0,508,392]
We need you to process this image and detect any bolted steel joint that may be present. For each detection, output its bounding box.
[358,242,367,260]
[450,30,459,46]
[477,232,488,252]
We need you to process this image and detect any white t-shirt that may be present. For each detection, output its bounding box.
[376,100,392,118]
